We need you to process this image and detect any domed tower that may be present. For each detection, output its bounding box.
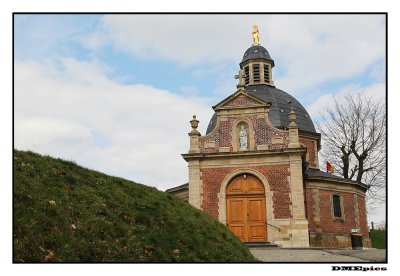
[206,29,319,168]
[175,25,370,249]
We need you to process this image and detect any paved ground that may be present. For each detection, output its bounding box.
[250,248,387,262]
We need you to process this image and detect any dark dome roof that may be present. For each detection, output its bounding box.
[206,84,316,134]
[240,45,275,67]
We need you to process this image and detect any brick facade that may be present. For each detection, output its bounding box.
[199,115,289,153]
[299,138,317,168]
[200,165,292,220]
[200,167,232,219]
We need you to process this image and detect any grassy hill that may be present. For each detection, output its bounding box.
[14,150,257,262]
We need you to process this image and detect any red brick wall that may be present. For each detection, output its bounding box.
[305,189,316,230]
[199,115,289,153]
[306,188,368,237]
[320,190,355,233]
[299,138,317,168]
[200,167,233,219]
[256,165,292,218]
[200,164,292,220]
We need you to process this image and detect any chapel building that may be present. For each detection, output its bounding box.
[167,26,370,248]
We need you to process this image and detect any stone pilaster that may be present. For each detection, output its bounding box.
[188,160,201,208]
[354,194,360,230]
[312,189,322,233]
[289,154,306,219]
[287,154,310,247]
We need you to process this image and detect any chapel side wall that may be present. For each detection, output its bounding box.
[305,182,371,248]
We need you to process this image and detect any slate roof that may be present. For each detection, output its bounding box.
[306,168,344,180]
[240,45,275,67]
[206,84,316,134]
[305,168,369,190]
[165,183,189,193]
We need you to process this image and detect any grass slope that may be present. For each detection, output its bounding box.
[14,150,256,262]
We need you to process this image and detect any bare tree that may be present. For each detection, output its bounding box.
[317,92,386,206]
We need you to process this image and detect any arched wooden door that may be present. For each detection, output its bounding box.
[226,174,267,242]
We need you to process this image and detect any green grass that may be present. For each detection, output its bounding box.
[369,230,386,249]
[14,149,257,262]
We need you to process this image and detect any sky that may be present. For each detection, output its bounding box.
[12,14,387,224]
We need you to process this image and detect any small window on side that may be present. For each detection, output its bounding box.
[332,194,343,218]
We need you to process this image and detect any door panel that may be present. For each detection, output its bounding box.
[247,198,266,241]
[248,198,264,221]
[247,176,265,194]
[226,198,247,241]
[226,178,246,195]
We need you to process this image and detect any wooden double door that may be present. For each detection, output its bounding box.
[226,174,267,242]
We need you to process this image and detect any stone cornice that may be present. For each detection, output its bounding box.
[182,147,307,162]
[299,130,321,149]
[306,175,369,192]
[212,90,270,111]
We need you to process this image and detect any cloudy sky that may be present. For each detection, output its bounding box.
[13,14,386,223]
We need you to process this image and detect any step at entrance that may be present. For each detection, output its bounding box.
[244,242,278,248]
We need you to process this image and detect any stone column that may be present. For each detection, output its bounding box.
[187,115,202,208]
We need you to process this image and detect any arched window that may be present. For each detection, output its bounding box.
[332,194,343,219]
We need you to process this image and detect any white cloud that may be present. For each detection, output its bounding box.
[306,82,386,121]
[267,15,385,92]
[14,58,213,190]
[83,14,385,94]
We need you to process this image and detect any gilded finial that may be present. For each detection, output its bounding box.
[252,25,260,46]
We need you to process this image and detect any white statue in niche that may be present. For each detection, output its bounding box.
[239,125,248,151]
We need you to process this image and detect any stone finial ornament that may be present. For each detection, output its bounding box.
[190,115,200,135]
[288,108,298,128]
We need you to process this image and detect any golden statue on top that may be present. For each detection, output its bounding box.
[252,25,260,45]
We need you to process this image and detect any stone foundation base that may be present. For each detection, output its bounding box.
[270,219,310,248]
[310,232,371,248]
